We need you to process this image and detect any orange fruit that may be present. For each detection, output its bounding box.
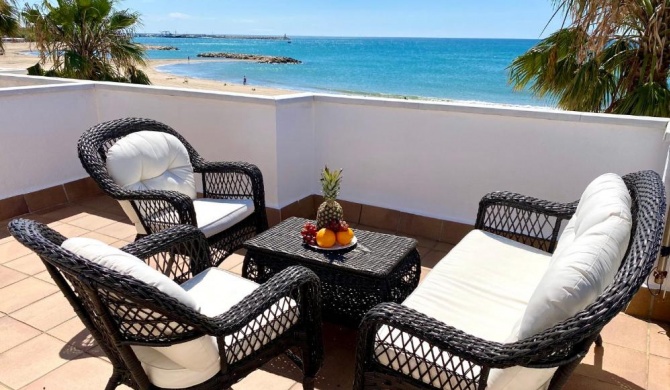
[316,228,336,248]
[336,228,354,246]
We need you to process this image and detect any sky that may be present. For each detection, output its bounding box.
[119,0,565,39]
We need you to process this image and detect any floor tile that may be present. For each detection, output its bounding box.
[47,317,96,351]
[649,321,670,358]
[109,240,131,249]
[413,236,438,249]
[0,264,28,288]
[67,213,118,231]
[50,223,89,238]
[94,222,136,240]
[420,250,448,269]
[0,334,84,389]
[0,277,59,313]
[75,196,121,213]
[79,231,119,244]
[219,253,245,271]
[599,313,649,352]
[229,263,244,275]
[0,239,33,264]
[575,343,648,389]
[3,253,46,276]
[231,368,298,390]
[419,266,432,283]
[21,352,114,390]
[36,205,91,223]
[0,316,41,353]
[648,355,670,390]
[434,242,455,253]
[10,292,75,331]
[33,270,56,285]
[563,373,626,390]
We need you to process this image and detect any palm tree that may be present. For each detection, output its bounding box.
[0,0,19,55]
[509,0,670,117]
[23,0,150,84]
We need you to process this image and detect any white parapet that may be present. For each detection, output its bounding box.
[1,74,669,224]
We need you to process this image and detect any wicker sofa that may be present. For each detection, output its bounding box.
[355,170,666,390]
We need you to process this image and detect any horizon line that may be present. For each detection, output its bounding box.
[135,32,543,40]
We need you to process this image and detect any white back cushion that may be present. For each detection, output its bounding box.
[61,237,214,371]
[106,131,196,199]
[520,173,632,338]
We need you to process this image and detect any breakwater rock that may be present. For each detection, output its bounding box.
[197,52,301,64]
[144,45,179,51]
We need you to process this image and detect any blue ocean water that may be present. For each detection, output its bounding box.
[135,36,551,107]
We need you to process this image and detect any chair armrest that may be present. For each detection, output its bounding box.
[118,189,197,233]
[206,266,321,333]
[195,161,265,201]
[122,225,213,282]
[475,191,577,253]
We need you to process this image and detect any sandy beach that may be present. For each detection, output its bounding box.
[0,42,296,96]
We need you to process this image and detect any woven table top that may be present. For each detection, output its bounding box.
[244,217,418,277]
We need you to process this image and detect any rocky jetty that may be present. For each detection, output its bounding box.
[197,52,301,64]
[144,45,179,51]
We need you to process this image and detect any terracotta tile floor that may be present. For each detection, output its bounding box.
[0,196,668,389]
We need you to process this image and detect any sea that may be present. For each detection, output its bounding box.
[135,36,553,107]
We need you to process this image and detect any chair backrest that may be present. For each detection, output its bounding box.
[105,131,197,199]
[524,170,666,368]
[8,219,209,389]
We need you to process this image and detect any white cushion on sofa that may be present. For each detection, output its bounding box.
[376,230,555,390]
[106,131,196,199]
[520,173,632,338]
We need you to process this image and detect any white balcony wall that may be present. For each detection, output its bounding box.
[0,76,668,225]
[0,83,99,199]
[314,95,669,224]
[274,95,316,206]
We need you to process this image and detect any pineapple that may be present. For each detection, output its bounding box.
[316,166,344,229]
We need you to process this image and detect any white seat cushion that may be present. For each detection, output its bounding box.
[193,198,255,238]
[520,173,632,338]
[375,230,555,390]
[138,268,299,388]
[182,268,299,364]
[138,198,255,238]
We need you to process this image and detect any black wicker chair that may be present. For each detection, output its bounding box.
[77,117,268,267]
[9,219,323,390]
[354,170,666,390]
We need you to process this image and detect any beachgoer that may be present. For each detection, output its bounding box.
[243,76,247,85]
[187,56,190,63]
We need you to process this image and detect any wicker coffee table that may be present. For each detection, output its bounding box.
[242,217,421,326]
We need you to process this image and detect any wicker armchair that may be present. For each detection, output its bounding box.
[354,170,666,390]
[9,219,323,390]
[77,117,268,266]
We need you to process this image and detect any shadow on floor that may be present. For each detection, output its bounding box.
[569,345,645,390]
[59,329,102,360]
[262,322,358,389]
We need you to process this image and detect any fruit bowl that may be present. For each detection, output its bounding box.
[308,236,357,251]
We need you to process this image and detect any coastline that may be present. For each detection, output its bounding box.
[0,42,296,96]
[0,41,555,110]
